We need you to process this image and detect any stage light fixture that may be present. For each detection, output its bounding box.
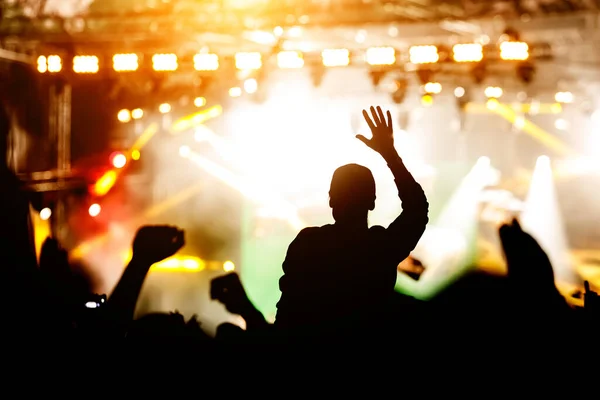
[73,55,99,74]
[500,41,529,61]
[277,51,304,69]
[409,45,439,64]
[159,103,171,114]
[322,49,350,67]
[194,97,206,107]
[131,108,143,120]
[117,109,131,123]
[152,54,178,71]
[110,152,127,169]
[366,47,396,66]
[194,53,219,71]
[452,44,483,63]
[423,82,442,94]
[454,87,465,98]
[88,204,101,217]
[38,55,62,73]
[113,53,139,72]
[229,87,242,97]
[421,94,434,107]
[223,261,235,272]
[37,56,47,73]
[40,208,52,221]
[555,91,574,104]
[244,78,258,94]
[485,86,503,99]
[235,52,262,70]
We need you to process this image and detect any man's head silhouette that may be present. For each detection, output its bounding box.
[329,163,376,223]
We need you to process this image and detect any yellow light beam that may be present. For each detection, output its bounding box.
[491,102,577,157]
[171,105,223,133]
[465,102,562,115]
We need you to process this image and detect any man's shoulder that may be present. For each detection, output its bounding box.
[294,225,333,241]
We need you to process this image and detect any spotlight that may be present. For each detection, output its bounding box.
[454,87,465,98]
[40,208,52,221]
[179,145,191,158]
[89,203,101,217]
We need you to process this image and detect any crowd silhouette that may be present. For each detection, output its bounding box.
[1,98,597,351]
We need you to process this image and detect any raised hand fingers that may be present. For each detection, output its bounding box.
[370,106,381,125]
[362,109,376,132]
[386,110,392,128]
[376,106,386,126]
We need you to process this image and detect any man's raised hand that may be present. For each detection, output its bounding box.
[132,225,185,265]
[357,106,396,158]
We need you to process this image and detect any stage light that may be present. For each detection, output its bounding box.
[409,45,439,64]
[514,116,526,130]
[229,87,242,97]
[111,152,127,169]
[152,53,178,71]
[159,103,171,114]
[131,108,143,119]
[421,94,434,107]
[452,43,483,62]
[117,109,131,123]
[423,82,442,94]
[194,97,206,107]
[179,145,191,158]
[500,41,529,61]
[193,53,219,71]
[555,118,569,131]
[235,52,262,70]
[486,98,499,110]
[73,55,99,73]
[113,53,139,72]
[131,150,141,160]
[555,91,574,104]
[477,156,491,167]
[88,204,101,217]
[47,55,62,73]
[277,51,304,69]
[93,170,117,196]
[274,26,284,36]
[454,87,465,98]
[40,208,52,221]
[223,261,235,272]
[485,86,503,99]
[537,155,550,167]
[366,47,396,66]
[551,103,563,114]
[243,78,258,94]
[322,49,350,67]
[37,56,47,73]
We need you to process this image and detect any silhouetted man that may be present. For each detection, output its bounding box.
[275,106,429,333]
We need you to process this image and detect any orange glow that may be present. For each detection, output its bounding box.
[93,170,118,196]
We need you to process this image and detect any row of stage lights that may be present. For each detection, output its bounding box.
[36,41,531,74]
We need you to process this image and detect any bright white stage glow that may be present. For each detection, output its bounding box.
[521,156,579,285]
[218,78,433,228]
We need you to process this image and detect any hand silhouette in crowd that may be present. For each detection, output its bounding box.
[499,218,556,291]
[499,218,568,315]
[357,106,395,158]
[132,225,185,265]
[584,281,599,315]
[211,272,253,315]
[211,272,269,331]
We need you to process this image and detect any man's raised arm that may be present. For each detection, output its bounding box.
[357,106,429,261]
